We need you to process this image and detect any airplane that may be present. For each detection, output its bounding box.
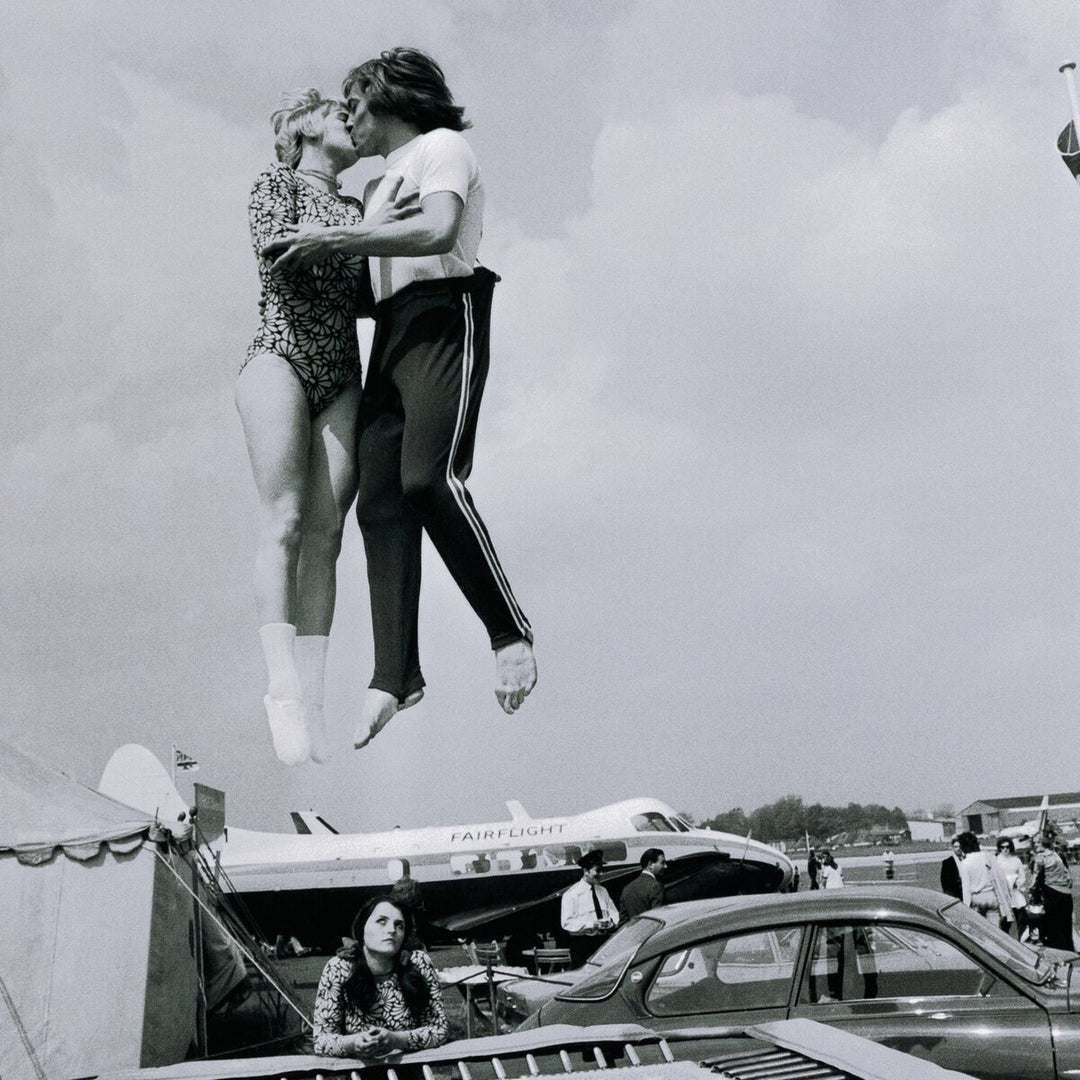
[97,745,795,955]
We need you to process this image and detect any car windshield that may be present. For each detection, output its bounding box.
[557,917,663,1001]
[939,899,1053,983]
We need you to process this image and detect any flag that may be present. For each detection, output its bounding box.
[1058,120,1080,181]
[174,748,199,773]
[1059,63,1080,182]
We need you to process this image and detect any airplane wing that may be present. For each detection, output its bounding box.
[435,853,723,935]
[435,863,642,934]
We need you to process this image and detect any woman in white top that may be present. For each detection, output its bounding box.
[957,831,1010,924]
[820,852,844,889]
[995,837,1027,938]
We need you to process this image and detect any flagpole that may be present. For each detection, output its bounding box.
[1061,63,1080,128]
[171,742,176,787]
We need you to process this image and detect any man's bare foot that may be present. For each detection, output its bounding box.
[495,640,537,715]
[353,687,424,750]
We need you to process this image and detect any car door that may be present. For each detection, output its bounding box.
[789,921,1055,1080]
[643,925,804,1026]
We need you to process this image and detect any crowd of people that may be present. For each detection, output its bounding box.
[938,827,1075,948]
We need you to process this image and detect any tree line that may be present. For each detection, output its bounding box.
[690,795,909,845]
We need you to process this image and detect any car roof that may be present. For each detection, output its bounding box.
[629,886,955,956]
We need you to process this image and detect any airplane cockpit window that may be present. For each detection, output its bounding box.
[633,812,676,833]
[672,816,692,832]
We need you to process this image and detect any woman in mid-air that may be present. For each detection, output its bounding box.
[313,896,448,1057]
[237,89,409,764]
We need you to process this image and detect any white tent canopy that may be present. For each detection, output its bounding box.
[0,738,200,1080]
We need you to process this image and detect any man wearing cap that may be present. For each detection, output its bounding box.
[618,848,666,920]
[561,850,619,965]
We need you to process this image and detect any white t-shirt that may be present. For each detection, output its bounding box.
[364,128,484,302]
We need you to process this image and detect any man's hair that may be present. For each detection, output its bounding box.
[955,830,980,855]
[343,48,470,133]
[640,848,664,869]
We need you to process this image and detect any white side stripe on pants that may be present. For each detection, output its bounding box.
[444,292,531,639]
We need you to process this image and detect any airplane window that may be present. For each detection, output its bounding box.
[799,924,1024,1004]
[596,841,628,862]
[387,858,409,881]
[648,928,802,1015]
[450,853,491,875]
[494,850,522,871]
[632,813,676,833]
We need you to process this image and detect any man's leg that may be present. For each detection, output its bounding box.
[394,277,536,712]
[353,353,425,749]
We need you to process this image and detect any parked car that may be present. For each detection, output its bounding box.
[518,885,1080,1080]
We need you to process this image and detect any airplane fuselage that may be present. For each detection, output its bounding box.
[212,798,793,950]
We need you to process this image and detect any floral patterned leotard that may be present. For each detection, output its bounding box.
[312,949,449,1057]
[242,162,370,416]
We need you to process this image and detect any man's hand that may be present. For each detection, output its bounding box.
[365,175,420,229]
[262,224,342,273]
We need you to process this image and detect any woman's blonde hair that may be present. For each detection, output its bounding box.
[271,89,341,168]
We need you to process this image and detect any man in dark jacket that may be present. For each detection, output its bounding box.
[940,837,963,899]
[618,849,666,920]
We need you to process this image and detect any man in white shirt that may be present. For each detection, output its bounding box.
[264,49,537,749]
[560,850,619,965]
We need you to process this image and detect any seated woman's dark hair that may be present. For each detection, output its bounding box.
[342,896,430,1016]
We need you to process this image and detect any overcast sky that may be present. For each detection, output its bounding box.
[3,1,1080,835]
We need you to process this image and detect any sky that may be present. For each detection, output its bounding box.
[3,0,1080,835]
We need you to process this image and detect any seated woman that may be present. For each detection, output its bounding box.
[313,897,449,1057]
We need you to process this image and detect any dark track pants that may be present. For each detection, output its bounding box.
[355,268,532,699]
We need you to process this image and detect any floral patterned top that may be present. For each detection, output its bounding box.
[312,949,449,1057]
[242,162,370,416]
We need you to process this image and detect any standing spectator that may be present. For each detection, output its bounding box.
[995,838,1028,939]
[807,849,821,891]
[1031,829,1075,951]
[618,849,666,920]
[940,837,963,900]
[560,851,619,966]
[820,851,844,889]
[389,874,428,951]
[956,831,1011,925]
[881,848,895,881]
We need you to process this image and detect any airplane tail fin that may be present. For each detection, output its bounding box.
[290,811,339,835]
[98,744,190,834]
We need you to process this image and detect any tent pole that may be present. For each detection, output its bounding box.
[191,852,208,1055]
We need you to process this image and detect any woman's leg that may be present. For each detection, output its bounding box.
[295,382,363,636]
[235,353,312,764]
[293,383,363,761]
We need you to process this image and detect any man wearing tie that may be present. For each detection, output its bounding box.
[560,850,619,966]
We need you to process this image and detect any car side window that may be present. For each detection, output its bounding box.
[647,928,803,1015]
[800,923,1018,1004]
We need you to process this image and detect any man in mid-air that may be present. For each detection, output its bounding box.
[264,48,536,748]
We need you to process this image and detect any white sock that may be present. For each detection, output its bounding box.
[259,623,301,701]
[296,635,330,762]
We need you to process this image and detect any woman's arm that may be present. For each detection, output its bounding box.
[262,191,464,272]
[397,952,449,1051]
[248,165,297,252]
[312,957,365,1058]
